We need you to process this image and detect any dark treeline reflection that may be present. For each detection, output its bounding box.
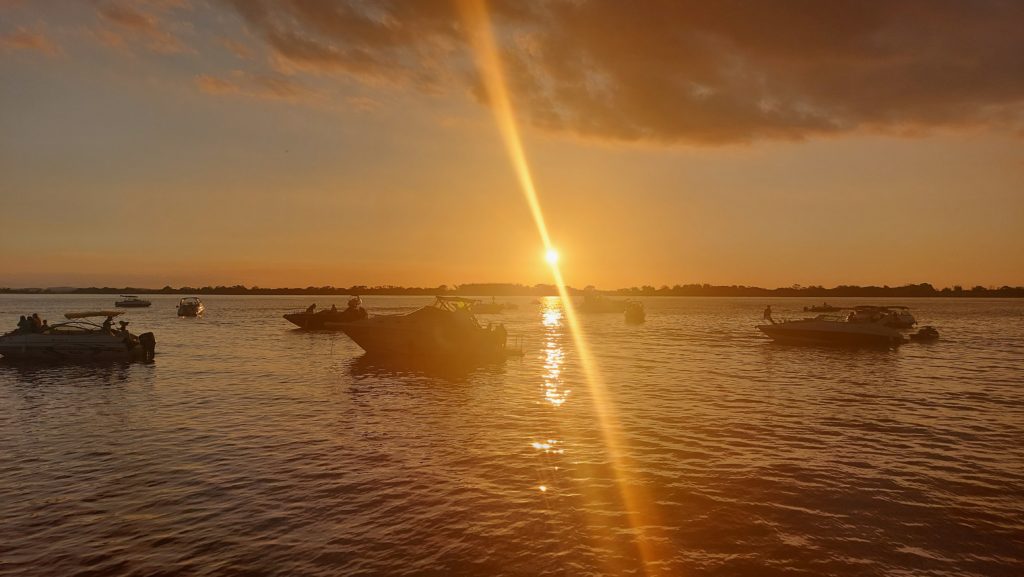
[2,282,1021,298]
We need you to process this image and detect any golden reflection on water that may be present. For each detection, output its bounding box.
[541,299,570,408]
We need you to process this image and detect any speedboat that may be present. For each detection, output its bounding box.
[757,312,905,347]
[177,297,205,317]
[0,311,155,361]
[577,292,627,313]
[849,305,916,329]
[803,303,840,312]
[624,301,646,324]
[334,296,511,360]
[284,297,368,329]
[115,295,152,308]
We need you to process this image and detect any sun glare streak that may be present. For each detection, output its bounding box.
[459,1,661,573]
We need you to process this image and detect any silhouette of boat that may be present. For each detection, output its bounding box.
[757,312,904,347]
[177,297,205,317]
[577,292,627,313]
[115,295,151,308]
[284,298,368,329]
[0,311,155,361]
[624,301,646,324]
[335,296,512,360]
[803,303,840,312]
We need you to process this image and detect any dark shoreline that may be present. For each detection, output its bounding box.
[2,282,1021,298]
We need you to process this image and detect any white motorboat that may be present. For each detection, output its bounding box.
[115,295,152,308]
[0,311,156,361]
[333,296,512,360]
[177,297,205,317]
[757,312,905,347]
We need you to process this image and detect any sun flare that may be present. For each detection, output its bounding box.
[545,249,560,265]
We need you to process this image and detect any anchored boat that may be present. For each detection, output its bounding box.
[177,297,205,317]
[115,295,152,308]
[334,296,515,360]
[284,297,368,329]
[0,311,155,361]
[757,312,905,347]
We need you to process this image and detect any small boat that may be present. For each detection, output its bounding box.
[177,297,205,317]
[909,326,939,342]
[284,297,368,329]
[849,305,916,329]
[757,312,905,347]
[334,296,514,361]
[470,298,519,314]
[0,311,155,361]
[577,292,627,313]
[624,301,646,324]
[803,303,840,312]
[115,295,152,308]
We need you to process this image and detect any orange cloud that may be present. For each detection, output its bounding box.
[224,0,1024,144]
[0,27,59,56]
[194,70,319,102]
[95,1,190,54]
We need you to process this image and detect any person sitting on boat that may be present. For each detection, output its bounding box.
[31,313,43,332]
[118,320,130,336]
[102,316,114,333]
[345,296,368,319]
[305,303,317,314]
[330,304,337,313]
[16,315,29,333]
[41,320,48,331]
[763,305,775,324]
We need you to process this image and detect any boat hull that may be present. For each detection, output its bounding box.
[338,311,506,360]
[757,322,903,347]
[284,309,367,329]
[0,332,155,361]
[115,302,152,308]
[177,304,204,317]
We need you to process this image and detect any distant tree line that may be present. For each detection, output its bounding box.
[1,282,1022,297]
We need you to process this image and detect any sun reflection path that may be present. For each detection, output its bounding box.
[459,1,662,573]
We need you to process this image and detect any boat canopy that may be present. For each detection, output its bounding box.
[434,296,480,311]
[65,311,124,319]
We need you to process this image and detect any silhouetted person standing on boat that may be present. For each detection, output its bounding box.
[763,305,775,324]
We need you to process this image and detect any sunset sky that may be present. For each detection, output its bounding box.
[1,0,1022,289]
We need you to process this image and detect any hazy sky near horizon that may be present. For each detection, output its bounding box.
[1,0,1022,289]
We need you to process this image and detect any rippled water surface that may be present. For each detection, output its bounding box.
[1,295,1022,577]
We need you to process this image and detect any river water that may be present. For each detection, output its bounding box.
[1,295,1022,577]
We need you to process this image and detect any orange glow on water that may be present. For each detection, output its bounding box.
[460,1,662,573]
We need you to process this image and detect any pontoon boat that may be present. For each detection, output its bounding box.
[0,311,156,361]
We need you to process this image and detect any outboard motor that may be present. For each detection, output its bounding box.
[139,332,156,361]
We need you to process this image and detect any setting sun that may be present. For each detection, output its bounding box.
[545,249,560,265]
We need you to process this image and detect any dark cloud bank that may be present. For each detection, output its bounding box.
[225,0,1023,144]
